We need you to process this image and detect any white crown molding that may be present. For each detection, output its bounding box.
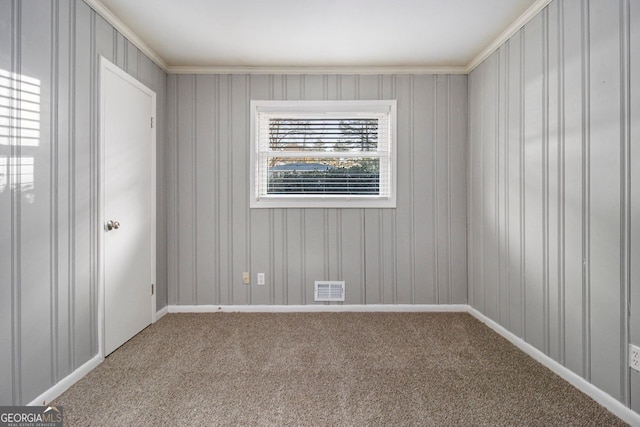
[83,0,169,72]
[167,65,468,75]
[464,0,553,72]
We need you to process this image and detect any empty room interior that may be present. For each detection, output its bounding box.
[1,0,640,424]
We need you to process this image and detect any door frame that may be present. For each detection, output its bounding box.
[97,56,157,358]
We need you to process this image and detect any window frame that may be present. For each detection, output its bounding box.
[250,100,397,209]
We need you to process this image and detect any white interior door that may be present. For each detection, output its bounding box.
[101,58,156,356]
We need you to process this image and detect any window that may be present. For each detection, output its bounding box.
[250,100,396,208]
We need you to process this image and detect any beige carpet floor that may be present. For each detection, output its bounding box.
[53,312,626,426]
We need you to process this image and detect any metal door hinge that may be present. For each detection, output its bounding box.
[151,117,154,128]
[151,283,154,295]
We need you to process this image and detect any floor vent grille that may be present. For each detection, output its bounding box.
[314,281,345,302]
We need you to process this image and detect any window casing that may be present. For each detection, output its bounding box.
[250,100,397,208]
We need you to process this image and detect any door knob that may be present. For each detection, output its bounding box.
[106,220,121,231]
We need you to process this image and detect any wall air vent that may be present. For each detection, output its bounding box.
[314,281,345,302]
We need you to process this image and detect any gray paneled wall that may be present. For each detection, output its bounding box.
[0,0,167,405]
[166,74,468,306]
[467,0,639,410]
[631,0,640,414]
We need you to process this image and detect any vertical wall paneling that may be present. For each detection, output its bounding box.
[478,63,485,313]
[630,0,640,413]
[523,12,545,352]
[505,32,523,338]
[215,75,231,305]
[67,0,78,379]
[195,74,216,304]
[56,0,71,384]
[580,0,592,382]
[495,49,502,326]
[467,67,480,310]
[166,75,179,305]
[0,0,168,405]
[166,73,468,306]
[72,0,92,367]
[394,75,413,303]
[562,0,585,378]
[449,75,468,304]
[546,2,560,362]
[468,0,639,409]
[3,0,21,405]
[231,75,249,304]
[213,75,223,305]
[20,0,53,402]
[467,69,473,309]
[588,0,622,400]
[12,0,23,402]
[550,0,565,366]
[620,0,632,407]
[435,75,450,304]
[50,0,60,388]
[176,75,195,304]
[414,75,435,304]
[497,45,507,326]
[519,31,527,340]
[114,32,124,69]
[482,53,498,321]
[89,8,97,357]
[125,41,137,78]
[154,63,168,309]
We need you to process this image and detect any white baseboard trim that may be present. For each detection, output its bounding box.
[27,354,103,406]
[167,304,469,313]
[467,307,640,426]
[156,305,169,320]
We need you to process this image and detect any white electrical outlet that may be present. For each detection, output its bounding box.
[257,273,265,286]
[631,344,640,372]
[242,272,250,284]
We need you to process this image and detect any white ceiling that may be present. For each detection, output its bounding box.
[95,0,540,71]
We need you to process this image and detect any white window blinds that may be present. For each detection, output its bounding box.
[251,100,396,209]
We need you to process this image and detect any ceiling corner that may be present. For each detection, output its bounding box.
[464,0,553,73]
[83,0,169,72]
